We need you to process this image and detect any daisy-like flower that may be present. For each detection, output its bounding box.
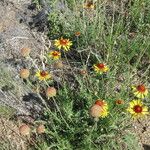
[93,63,109,74]
[35,70,51,81]
[54,37,72,51]
[132,84,148,99]
[83,1,94,9]
[127,100,149,118]
[48,51,61,60]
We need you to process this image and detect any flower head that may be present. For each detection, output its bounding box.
[20,69,30,79]
[132,84,148,99]
[35,70,51,81]
[54,37,72,51]
[36,124,45,134]
[46,87,57,98]
[127,100,149,118]
[48,51,61,60]
[19,124,30,136]
[90,100,109,118]
[90,104,103,118]
[93,63,109,74]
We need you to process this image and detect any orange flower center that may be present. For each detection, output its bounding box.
[137,85,146,93]
[60,39,68,45]
[133,105,143,113]
[40,71,48,77]
[52,51,59,56]
[97,63,105,69]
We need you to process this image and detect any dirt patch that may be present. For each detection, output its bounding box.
[0,0,50,116]
[0,118,27,150]
[133,118,150,149]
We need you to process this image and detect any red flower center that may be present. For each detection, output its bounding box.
[52,52,59,56]
[133,105,143,113]
[97,63,105,69]
[95,100,105,107]
[40,71,48,77]
[60,39,68,45]
[137,85,146,93]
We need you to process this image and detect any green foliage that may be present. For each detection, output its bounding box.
[34,80,140,150]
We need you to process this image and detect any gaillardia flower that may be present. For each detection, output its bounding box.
[90,100,109,118]
[35,70,51,81]
[132,84,148,99]
[93,63,109,74]
[54,37,72,51]
[48,51,61,60]
[127,100,149,118]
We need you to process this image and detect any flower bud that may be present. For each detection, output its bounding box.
[90,104,102,118]
[75,31,81,36]
[115,99,124,105]
[36,124,45,134]
[20,69,30,79]
[80,69,87,75]
[19,124,30,136]
[21,47,31,57]
[46,87,57,98]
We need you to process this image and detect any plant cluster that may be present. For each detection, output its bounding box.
[14,0,150,150]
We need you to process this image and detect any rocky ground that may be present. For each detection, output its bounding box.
[0,0,149,150]
[0,1,46,149]
[0,0,49,115]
